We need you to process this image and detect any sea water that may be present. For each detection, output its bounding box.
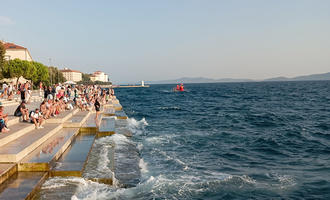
[39,81,330,199]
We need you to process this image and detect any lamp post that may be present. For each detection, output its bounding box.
[49,58,52,85]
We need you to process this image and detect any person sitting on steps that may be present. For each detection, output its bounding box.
[14,101,29,122]
[30,108,44,129]
[0,105,10,132]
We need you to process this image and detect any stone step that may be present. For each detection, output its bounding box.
[97,116,115,137]
[0,123,62,162]
[7,116,20,127]
[63,111,91,128]
[46,109,78,124]
[80,113,97,133]
[115,110,128,119]
[103,102,122,110]
[51,133,96,177]
[0,164,16,185]
[115,119,131,136]
[0,101,18,107]
[113,103,123,111]
[0,122,35,148]
[103,107,116,116]
[18,128,80,172]
[0,172,47,200]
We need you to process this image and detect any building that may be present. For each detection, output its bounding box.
[90,71,109,82]
[3,42,33,61]
[60,68,82,82]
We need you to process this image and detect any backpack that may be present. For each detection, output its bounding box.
[29,111,34,118]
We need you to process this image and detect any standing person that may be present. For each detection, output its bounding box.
[39,82,43,97]
[94,95,101,122]
[43,85,48,99]
[66,86,71,99]
[7,82,14,100]
[55,84,61,96]
[180,83,184,91]
[20,83,26,102]
[0,82,8,98]
[25,83,32,104]
[47,86,54,100]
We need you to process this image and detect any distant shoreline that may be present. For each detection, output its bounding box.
[143,79,330,85]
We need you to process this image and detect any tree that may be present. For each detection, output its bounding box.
[2,59,50,88]
[0,41,6,79]
[82,73,91,82]
[3,59,36,79]
[32,61,49,86]
[48,66,66,85]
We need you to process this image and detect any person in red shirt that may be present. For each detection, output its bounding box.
[179,83,184,91]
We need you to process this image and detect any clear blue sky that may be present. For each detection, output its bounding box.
[1,0,329,83]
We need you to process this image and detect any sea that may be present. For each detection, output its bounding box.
[38,81,330,199]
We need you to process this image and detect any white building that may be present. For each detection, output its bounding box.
[3,42,33,61]
[60,68,82,82]
[90,71,109,82]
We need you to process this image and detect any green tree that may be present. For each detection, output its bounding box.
[48,66,66,85]
[2,59,51,88]
[82,73,91,82]
[3,59,36,79]
[0,41,6,79]
[32,61,49,86]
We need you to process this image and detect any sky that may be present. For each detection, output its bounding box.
[0,0,330,84]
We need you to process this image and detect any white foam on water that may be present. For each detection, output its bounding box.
[74,176,157,200]
[158,106,181,110]
[137,143,143,151]
[157,149,189,169]
[127,117,148,135]
[71,177,112,200]
[145,136,166,144]
[42,177,113,198]
[266,172,296,189]
[97,142,112,173]
[90,137,115,174]
[139,158,149,174]
[42,177,67,189]
[109,133,131,149]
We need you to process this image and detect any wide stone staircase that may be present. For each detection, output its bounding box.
[0,97,125,199]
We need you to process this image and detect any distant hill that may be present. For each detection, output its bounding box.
[147,77,253,84]
[264,72,330,82]
[147,72,330,84]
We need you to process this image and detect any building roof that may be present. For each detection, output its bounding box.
[60,69,82,73]
[93,71,103,74]
[3,42,27,50]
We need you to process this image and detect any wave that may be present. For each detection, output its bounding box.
[127,117,148,135]
[265,172,296,190]
[158,106,181,110]
[153,148,189,170]
[42,171,293,200]
[139,158,149,174]
[83,136,115,180]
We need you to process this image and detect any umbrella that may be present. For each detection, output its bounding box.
[64,80,77,85]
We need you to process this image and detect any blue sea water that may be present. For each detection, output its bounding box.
[38,81,330,199]
[114,81,330,200]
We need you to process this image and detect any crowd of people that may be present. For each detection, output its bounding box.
[0,81,33,103]
[0,82,115,131]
